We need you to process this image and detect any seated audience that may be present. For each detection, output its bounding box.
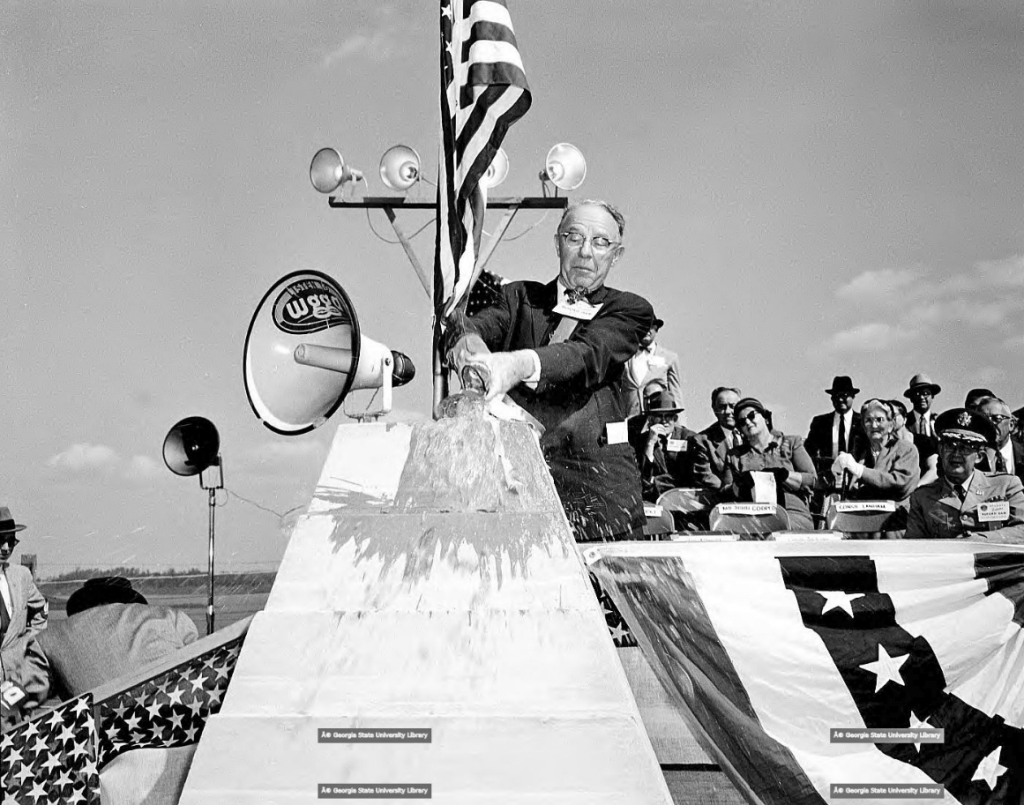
[905,408,1024,543]
[975,396,1023,483]
[1,505,50,728]
[627,383,697,502]
[691,386,743,495]
[832,399,920,537]
[720,397,818,531]
[38,576,198,699]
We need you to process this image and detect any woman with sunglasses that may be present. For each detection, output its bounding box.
[832,399,921,538]
[720,397,817,531]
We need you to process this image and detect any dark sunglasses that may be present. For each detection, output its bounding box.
[739,411,760,425]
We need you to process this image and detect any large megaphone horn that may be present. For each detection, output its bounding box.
[379,145,421,191]
[243,270,414,435]
[163,416,220,477]
[481,148,509,189]
[540,143,587,191]
[310,147,364,194]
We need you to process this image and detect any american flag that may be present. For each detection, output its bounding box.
[1,694,100,805]
[588,542,1024,805]
[1,631,244,803]
[434,0,531,323]
[94,634,243,767]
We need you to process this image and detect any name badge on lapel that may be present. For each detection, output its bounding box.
[649,356,666,367]
[977,501,1010,523]
[667,439,686,453]
[552,300,603,321]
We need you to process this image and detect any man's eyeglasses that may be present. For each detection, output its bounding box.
[0,536,19,547]
[558,231,620,252]
[986,414,1015,425]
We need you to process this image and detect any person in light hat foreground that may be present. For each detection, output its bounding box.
[905,409,1024,543]
[0,505,50,728]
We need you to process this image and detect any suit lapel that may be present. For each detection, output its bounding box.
[961,473,988,512]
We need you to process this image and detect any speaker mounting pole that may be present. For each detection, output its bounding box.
[200,459,223,636]
[323,196,568,419]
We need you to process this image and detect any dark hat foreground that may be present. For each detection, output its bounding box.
[643,388,683,416]
[964,388,995,408]
[934,408,997,446]
[0,505,27,535]
[825,376,860,395]
[903,373,942,398]
[66,576,149,617]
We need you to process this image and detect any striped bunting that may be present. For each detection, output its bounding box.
[435,0,531,323]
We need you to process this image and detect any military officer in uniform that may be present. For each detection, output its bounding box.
[905,408,1024,543]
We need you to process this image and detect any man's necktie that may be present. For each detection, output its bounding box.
[565,286,592,305]
[995,451,1007,473]
[838,415,847,454]
[0,579,10,638]
[954,484,967,502]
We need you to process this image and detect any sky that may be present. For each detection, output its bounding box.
[2,1,1022,576]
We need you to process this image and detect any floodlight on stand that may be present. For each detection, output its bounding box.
[481,148,509,189]
[379,145,422,191]
[162,416,223,636]
[540,143,587,192]
[310,147,364,194]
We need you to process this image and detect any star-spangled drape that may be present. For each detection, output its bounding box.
[589,543,1024,805]
[1,694,100,805]
[434,0,531,325]
[1,632,245,803]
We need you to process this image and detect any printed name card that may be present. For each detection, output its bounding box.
[718,503,776,515]
[978,501,1010,522]
[667,439,687,453]
[835,501,896,513]
[552,300,603,320]
[643,504,664,518]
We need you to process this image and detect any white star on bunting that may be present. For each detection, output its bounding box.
[819,590,865,616]
[859,644,910,693]
[971,746,1007,791]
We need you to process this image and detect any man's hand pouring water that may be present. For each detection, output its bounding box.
[449,333,537,401]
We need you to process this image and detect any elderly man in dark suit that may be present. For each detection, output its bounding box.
[975,396,1024,484]
[0,506,50,727]
[691,386,743,494]
[447,200,654,542]
[906,409,1024,543]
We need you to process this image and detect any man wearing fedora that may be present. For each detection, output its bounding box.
[627,381,697,501]
[0,506,50,727]
[806,376,867,464]
[904,373,942,437]
[623,315,685,424]
[906,409,1024,542]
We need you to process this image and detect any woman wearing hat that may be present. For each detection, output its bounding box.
[720,398,818,530]
[0,506,50,727]
[832,399,921,538]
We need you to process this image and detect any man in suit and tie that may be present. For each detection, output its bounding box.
[0,506,50,727]
[805,376,865,464]
[447,200,654,542]
[906,409,1024,543]
[903,373,942,437]
[691,386,743,494]
[975,396,1024,484]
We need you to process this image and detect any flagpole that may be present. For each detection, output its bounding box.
[432,318,447,419]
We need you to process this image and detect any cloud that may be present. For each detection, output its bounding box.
[819,322,919,354]
[829,254,1024,354]
[47,443,119,471]
[322,28,398,67]
[836,267,931,302]
[243,440,327,463]
[46,443,163,482]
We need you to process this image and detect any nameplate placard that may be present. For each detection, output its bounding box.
[718,503,776,515]
[978,501,1010,522]
[644,504,664,518]
[835,501,896,513]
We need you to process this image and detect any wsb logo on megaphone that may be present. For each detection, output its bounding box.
[243,270,414,435]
